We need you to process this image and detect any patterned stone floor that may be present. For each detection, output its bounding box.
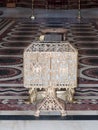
[1,17,98,115]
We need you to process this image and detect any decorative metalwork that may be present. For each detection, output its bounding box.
[35,87,66,116]
[24,41,78,116]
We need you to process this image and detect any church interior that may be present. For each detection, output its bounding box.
[0,0,98,129]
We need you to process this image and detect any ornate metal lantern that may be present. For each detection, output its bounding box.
[24,41,78,116]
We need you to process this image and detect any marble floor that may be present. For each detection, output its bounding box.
[0,7,98,129]
[0,121,98,130]
[0,116,97,130]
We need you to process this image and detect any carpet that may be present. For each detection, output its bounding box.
[0,17,98,119]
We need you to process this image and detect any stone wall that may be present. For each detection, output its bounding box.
[0,0,98,9]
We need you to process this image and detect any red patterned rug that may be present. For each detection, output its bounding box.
[0,17,98,114]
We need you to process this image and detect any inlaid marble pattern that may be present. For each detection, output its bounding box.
[1,17,98,114]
